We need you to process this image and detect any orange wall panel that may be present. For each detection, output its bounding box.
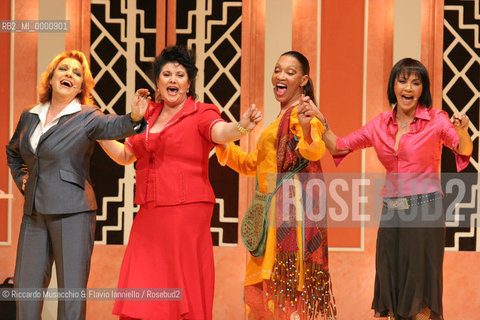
[66,0,91,57]
[292,0,318,92]
[0,0,39,282]
[421,0,444,110]
[320,0,365,150]
[0,0,11,243]
[320,0,365,249]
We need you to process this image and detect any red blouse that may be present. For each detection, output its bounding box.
[333,105,471,197]
[125,96,225,206]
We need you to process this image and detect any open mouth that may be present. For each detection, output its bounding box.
[401,95,414,102]
[167,86,179,95]
[60,79,73,88]
[275,83,287,96]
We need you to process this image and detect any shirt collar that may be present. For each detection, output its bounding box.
[30,99,82,124]
[148,96,197,120]
[178,96,197,116]
[385,103,431,125]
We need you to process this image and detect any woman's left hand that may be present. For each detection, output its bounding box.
[453,113,469,131]
[238,104,263,131]
[131,89,151,121]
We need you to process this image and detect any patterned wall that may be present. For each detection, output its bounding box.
[176,0,242,246]
[89,0,242,246]
[89,0,156,245]
[443,0,480,251]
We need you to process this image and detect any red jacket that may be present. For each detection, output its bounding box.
[126,96,225,206]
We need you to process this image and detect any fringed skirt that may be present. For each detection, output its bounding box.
[244,268,336,320]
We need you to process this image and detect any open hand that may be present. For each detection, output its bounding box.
[131,89,151,121]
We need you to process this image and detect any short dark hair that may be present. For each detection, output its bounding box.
[387,58,432,107]
[153,45,198,98]
[280,51,317,106]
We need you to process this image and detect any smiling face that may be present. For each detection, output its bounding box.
[394,71,423,113]
[271,55,308,108]
[156,62,190,108]
[50,58,83,102]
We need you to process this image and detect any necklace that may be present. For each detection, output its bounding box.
[396,116,412,129]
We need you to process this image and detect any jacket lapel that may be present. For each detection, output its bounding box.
[24,113,40,154]
[158,97,197,134]
[37,112,76,147]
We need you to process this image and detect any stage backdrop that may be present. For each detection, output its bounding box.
[442,0,480,252]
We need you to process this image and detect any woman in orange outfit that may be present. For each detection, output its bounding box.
[216,51,336,320]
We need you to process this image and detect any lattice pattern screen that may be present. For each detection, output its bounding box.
[89,0,156,245]
[176,0,242,246]
[443,0,480,252]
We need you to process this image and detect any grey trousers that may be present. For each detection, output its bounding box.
[14,210,96,320]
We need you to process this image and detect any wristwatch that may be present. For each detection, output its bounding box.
[130,116,143,130]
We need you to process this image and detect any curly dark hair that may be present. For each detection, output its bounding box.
[153,45,198,98]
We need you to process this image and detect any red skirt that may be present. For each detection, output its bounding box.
[113,202,215,320]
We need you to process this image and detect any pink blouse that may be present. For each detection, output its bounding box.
[333,105,470,197]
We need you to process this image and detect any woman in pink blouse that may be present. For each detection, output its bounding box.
[313,58,473,320]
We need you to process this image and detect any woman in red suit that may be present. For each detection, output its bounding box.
[98,45,262,320]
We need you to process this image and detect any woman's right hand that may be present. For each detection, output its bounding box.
[297,95,317,125]
[21,172,28,192]
[298,96,328,129]
[131,89,151,122]
[238,104,263,131]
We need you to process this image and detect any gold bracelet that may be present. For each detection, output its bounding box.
[321,118,329,131]
[236,122,251,134]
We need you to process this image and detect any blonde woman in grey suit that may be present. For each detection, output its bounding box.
[6,50,148,320]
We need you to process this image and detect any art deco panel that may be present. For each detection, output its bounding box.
[89,0,156,245]
[443,0,480,252]
[176,0,242,246]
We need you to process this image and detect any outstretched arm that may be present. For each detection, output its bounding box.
[321,128,348,156]
[211,104,262,144]
[96,89,147,165]
[453,113,473,156]
[299,97,348,156]
[97,140,136,166]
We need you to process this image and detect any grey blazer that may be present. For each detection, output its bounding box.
[6,104,143,215]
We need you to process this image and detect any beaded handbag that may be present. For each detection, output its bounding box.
[241,186,269,257]
[240,160,309,257]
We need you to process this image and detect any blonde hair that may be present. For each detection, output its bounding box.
[38,50,95,105]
